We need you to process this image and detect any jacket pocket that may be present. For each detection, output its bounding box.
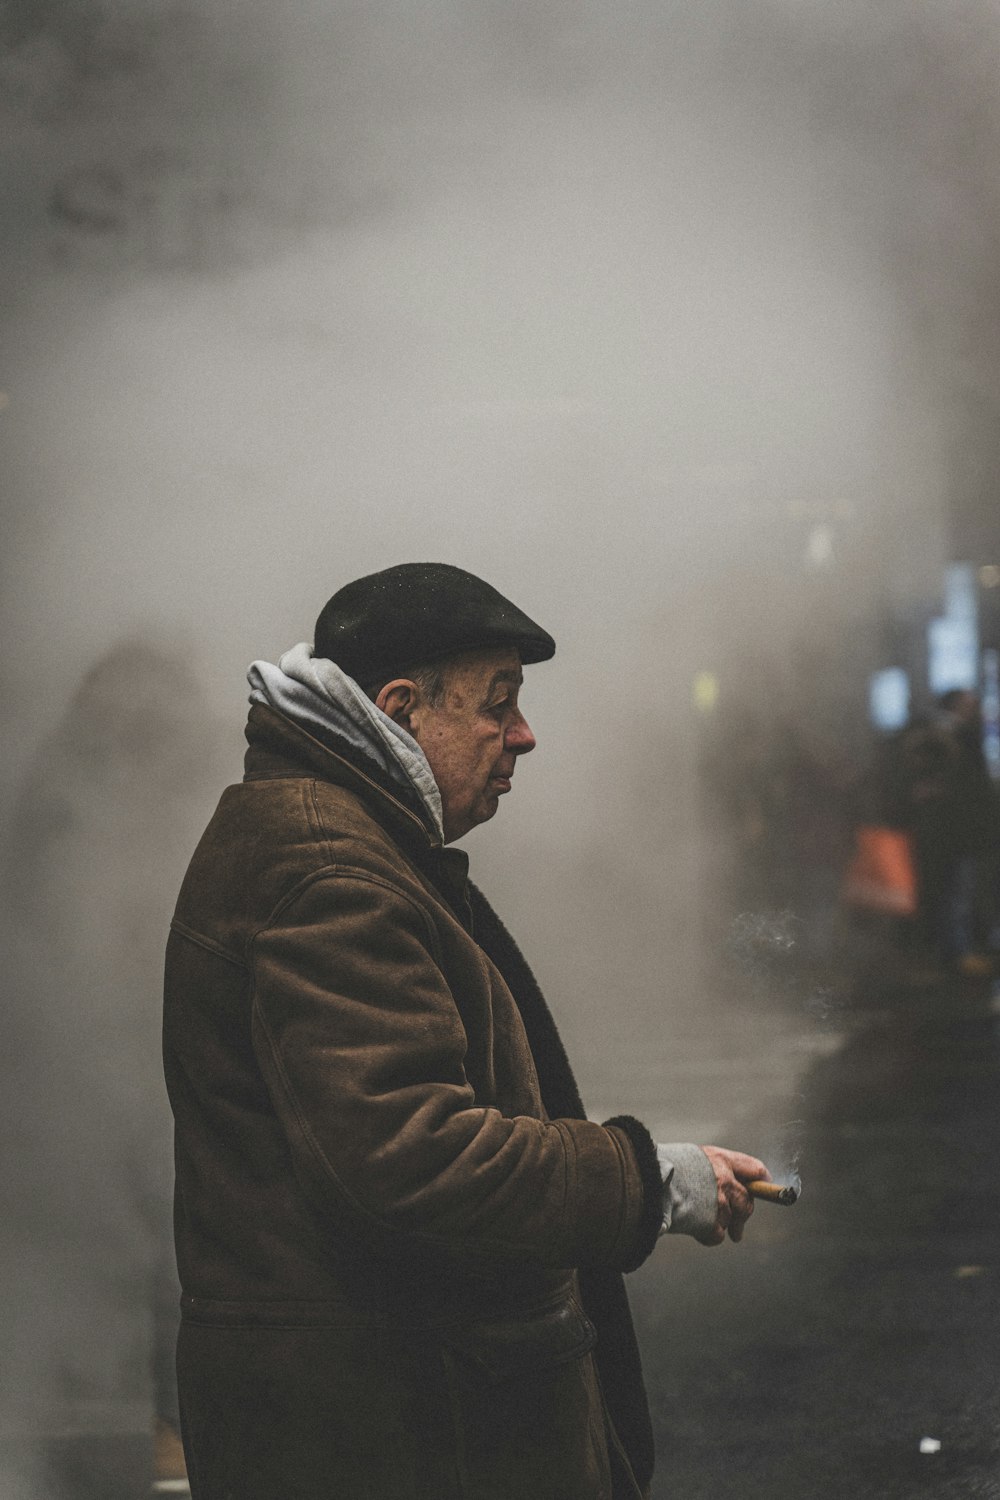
[442,1295,597,1381]
[440,1297,611,1500]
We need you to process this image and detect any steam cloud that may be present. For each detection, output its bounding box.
[3,0,998,1479]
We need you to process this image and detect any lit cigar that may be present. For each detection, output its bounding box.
[748,1180,799,1205]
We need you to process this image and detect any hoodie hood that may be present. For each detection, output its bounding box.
[247,642,444,842]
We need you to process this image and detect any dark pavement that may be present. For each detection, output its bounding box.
[6,972,1000,1499]
[633,971,1000,1500]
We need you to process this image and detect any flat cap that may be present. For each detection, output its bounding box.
[314,562,555,686]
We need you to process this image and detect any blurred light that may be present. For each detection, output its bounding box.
[805,524,834,569]
[692,671,719,714]
[983,649,1000,779]
[944,562,977,620]
[979,564,1000,588]
[869,668,909,731]
[928,615,978,694]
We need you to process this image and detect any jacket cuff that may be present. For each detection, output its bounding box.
[656,1143,719,1240]
[601,1115,665,1272]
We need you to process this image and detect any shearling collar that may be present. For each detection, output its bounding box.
[242,702,479,927]
[244,702,442,853]
[247,644,444,840]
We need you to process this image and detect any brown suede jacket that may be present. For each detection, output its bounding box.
[163,703,662,1499]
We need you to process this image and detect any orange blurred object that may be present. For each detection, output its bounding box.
[841,825,918,917]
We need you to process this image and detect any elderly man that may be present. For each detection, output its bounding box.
[163,562,767,1500]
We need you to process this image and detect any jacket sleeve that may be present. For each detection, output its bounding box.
[249,869,655,1270]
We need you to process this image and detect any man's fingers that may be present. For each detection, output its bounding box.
[699,1146,771,1247]
[727,1186,754,1241]
[724,1180,754,1242]
[728,1182,754,1220]
[738,1155,771,1183]
[704,1148,771,1183]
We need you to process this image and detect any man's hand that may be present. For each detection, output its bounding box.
[697,1147,770,1245]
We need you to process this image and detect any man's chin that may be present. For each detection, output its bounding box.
[474,793,502,826]
[445,798,500,843]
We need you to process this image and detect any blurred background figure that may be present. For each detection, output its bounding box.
[911,690,999,976]
[2,641,228,1494]
[861,688,999,981]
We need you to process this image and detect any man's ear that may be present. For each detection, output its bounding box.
[375,679,419,731]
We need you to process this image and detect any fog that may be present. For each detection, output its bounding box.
[2,0,998,1478]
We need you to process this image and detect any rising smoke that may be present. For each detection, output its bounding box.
[2,0,999,1475]
[1,642,228,1459]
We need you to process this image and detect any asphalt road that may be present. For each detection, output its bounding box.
[631,971,1000,1500]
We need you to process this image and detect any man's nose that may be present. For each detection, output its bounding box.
[505,711,536,756]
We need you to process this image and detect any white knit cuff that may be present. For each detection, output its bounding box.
[655,1142,719,1239]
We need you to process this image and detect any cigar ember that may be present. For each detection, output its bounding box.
[748,1180,799,1205]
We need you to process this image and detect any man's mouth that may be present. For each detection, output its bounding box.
[490,771,513,793]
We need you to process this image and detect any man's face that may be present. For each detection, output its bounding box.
[396,647,536,843]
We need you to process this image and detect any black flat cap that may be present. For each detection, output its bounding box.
[314,562,555,686]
